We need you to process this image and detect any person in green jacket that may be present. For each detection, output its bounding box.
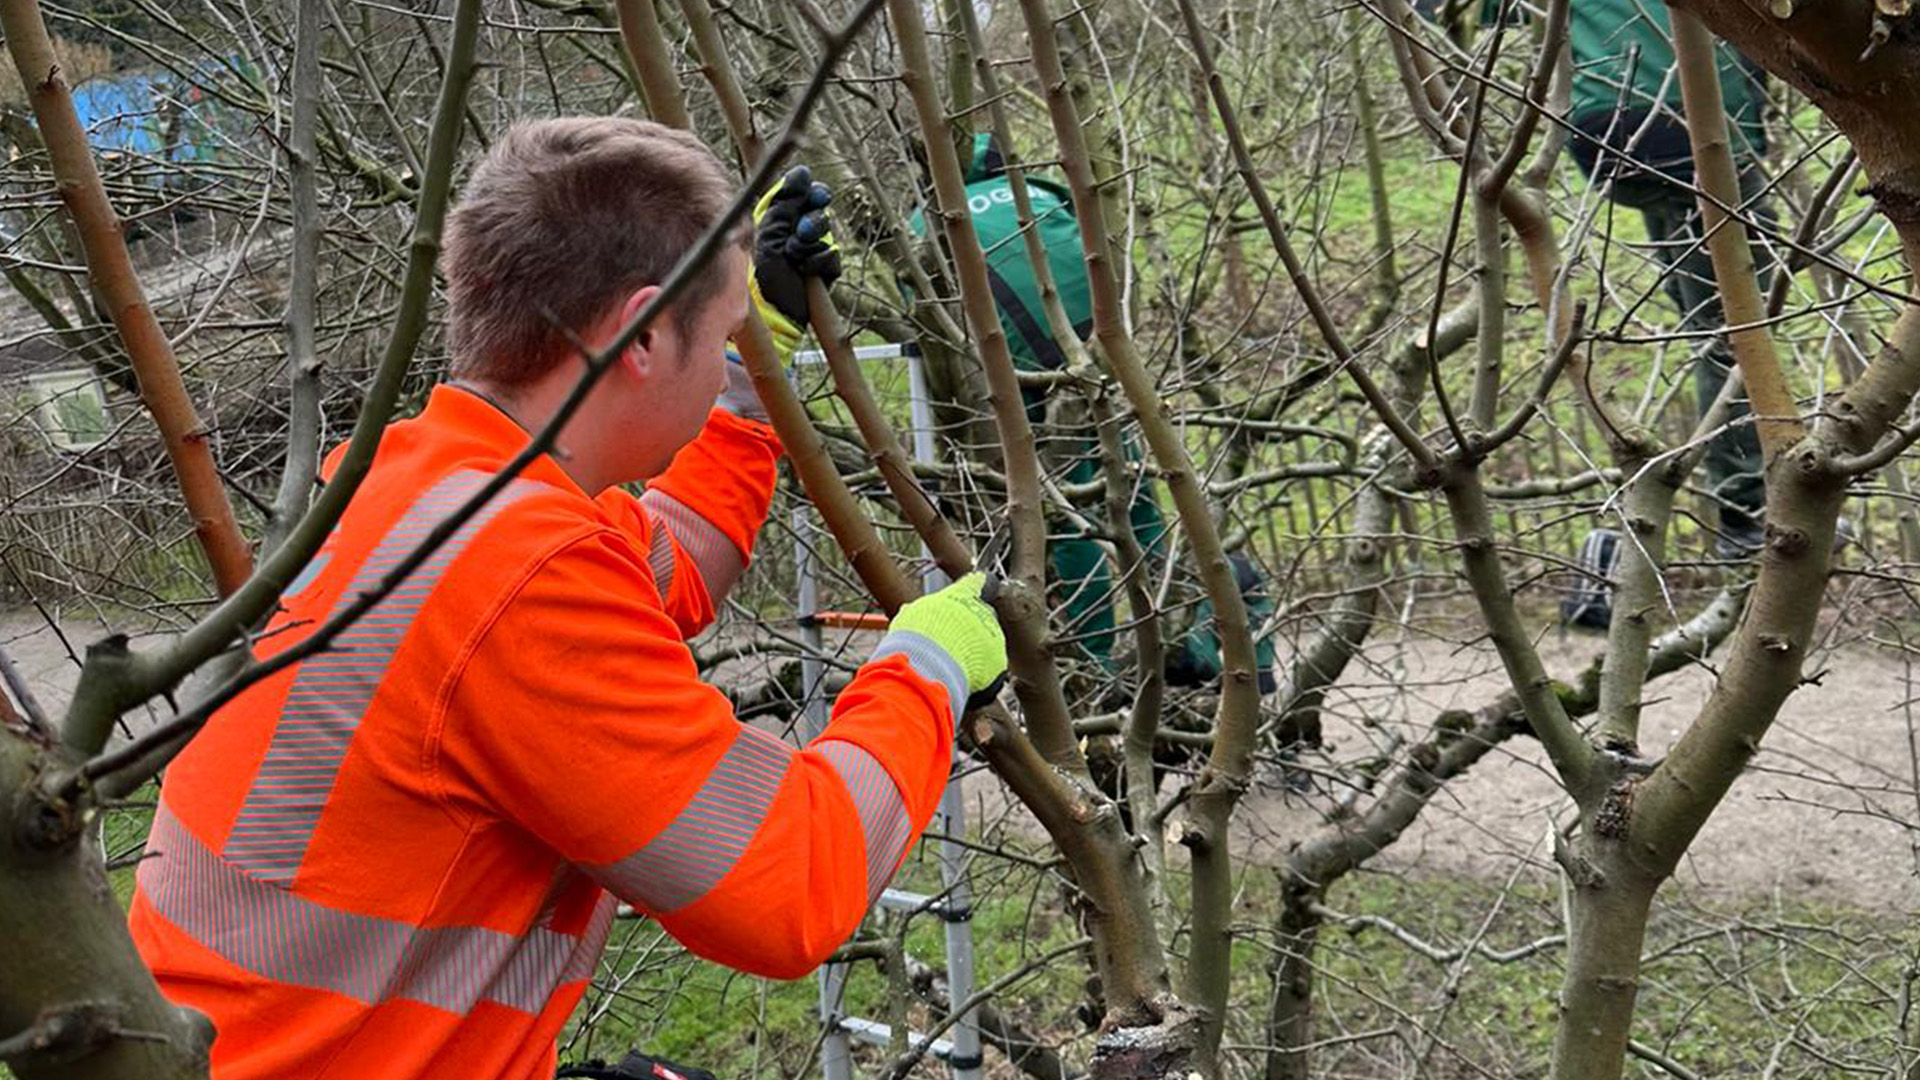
[1567,0,1774,561]
[909,135,1276,688]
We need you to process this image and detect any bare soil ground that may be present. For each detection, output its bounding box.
[11,601,1916,909]
[1232,622,1920,911]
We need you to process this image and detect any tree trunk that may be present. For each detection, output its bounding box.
[1548,857,1657,1080]
[1086,998,1203,1080]
[0,721,211,1078]
[1264,886,1321,1080]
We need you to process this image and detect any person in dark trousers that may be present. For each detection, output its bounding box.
[1549,1,1779,629]
[1569,0,1774,555]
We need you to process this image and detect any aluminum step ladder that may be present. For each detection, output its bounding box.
[789,343,982,1080]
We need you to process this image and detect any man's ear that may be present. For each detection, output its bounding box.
[614,285,665,378]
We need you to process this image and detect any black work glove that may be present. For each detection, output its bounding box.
[750,165,842,347]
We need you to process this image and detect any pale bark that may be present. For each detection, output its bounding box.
[1670,9,1804,459]
[613,0,918,613]
[675,0,762,166]
[1040,5,1262,1071]
[886,0,1083,767]
[612,0,692,129]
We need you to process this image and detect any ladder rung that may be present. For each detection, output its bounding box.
[877,888,932,910]
[790,342,920,367]
[837,1017,956,1061]
[877,888,966,920]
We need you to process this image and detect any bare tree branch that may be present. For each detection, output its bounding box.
[1671,8,1805,460]
[267,0,325,553]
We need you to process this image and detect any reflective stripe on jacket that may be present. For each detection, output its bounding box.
[130,384,960,1080]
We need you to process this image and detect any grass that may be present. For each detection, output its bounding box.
[558,844,1091,1074]
[104,781,159,906]
[1290,869,1913,1078]
[555,848,1913,1080]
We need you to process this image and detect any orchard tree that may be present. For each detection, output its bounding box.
[2,1,1918,1080]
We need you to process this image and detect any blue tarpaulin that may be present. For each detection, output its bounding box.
[66,64,251,169]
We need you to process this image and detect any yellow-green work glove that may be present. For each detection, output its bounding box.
[748,165,842,362]
[871,573,1008,720]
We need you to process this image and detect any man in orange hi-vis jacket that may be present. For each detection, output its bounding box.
[128,117,1008,1080]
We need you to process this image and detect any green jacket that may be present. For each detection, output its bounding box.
[1166,553,1278,695]
[1567,0,1768,157]
[907,134,1092,373]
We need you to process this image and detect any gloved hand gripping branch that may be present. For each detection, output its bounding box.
[719,165,844,421]
[750,165,842,359]
[888,572,1009,712]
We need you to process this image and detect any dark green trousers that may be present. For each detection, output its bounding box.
[1051,451,1165,663]
[1614,166,1775,533]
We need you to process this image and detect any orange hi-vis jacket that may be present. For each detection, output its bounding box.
[130,385,964,1080]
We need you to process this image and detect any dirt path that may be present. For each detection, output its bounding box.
[3,607,103,717]
[948,620,1920,911]
[1232,627,1920,911]
[2,606,177,743]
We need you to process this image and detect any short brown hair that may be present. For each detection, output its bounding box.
[443,117,748,387]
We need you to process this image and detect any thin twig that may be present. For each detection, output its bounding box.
[1174,0,1435,469]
